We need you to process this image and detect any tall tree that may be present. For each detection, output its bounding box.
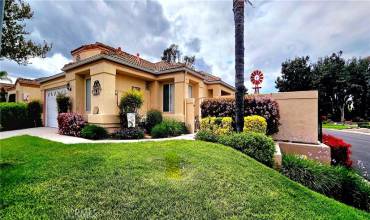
[347,58,368,119]
[233,0,246,132]
[313,52,350,122]
[1,0,51,65]
[161,44,180,63]
[183,55,195,67]
[275,56,316,91]
[0,70,12,82]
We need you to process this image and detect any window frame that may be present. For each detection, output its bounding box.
[163,83,174,112]
[85,78,91,112]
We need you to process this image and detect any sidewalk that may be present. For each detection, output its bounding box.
[0,127,195,144]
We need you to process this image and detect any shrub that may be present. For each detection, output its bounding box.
[151,119,188,138]
[146,109,163,132]
[80,124,108,140]
[218,132,275,167]
[56,93,71,113]
[119,89,144,112]
[0,102,27,131]
[201,95,280,135]
[358,122,370,128]
[112,127,144,140]
[195,130,219,143]
[200,116,233,135]
[27,100,42,127]
[119,89,144,128]
[243,115,267,134]
[57,113,85,137]
[281,155,370,211]
[323,134,352,167]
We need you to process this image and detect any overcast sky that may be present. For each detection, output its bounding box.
[1,0,370,93]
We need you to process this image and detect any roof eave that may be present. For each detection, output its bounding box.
[61,54,157,74]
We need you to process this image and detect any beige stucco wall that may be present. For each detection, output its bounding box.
[72,49,102,62]
[269,91,318,144]
[8,83,41,103]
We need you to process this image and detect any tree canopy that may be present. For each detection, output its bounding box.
[1,0,51,65]
[276,52,370,122]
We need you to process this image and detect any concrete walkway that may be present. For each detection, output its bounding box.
[0,127,195,144]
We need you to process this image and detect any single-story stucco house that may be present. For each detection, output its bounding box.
[39,42,235,131]
[5,78,41,103]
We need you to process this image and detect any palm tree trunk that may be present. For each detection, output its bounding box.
[233,0,245,132]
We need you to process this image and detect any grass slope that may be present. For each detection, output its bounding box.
[1,136,369,219]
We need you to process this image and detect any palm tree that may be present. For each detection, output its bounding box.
[0,70,12,83]
[233,0,246,132]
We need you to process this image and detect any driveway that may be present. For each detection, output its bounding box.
[0,127,195,144]
[323,129,370,179]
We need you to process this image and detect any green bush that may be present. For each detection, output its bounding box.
[119,89,144,128]
[200,116,233,135]
[27,100,42,127]
[146,109,163,132]
[358,122,370,128]
[112,127,144,139]
[243,115,267,134]
[80,124,108,140]
[218,132,275,167]
[56,93,71,113]
[282,155,370,211]
[195,130,219,143]
[0,102,28,131]
[201,96,280,135]
[119,89,144,112]
[151,119,188,138]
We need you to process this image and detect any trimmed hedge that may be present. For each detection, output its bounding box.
[282,155,370,211]
[218,132,275,167]
[27,100,42,128]
[323,134,352,167]
[201,96,280,135]
[57,113,85,137]
[145,109,163,133]
[0,101,42,131]
[81,124,108,140]
[0,102,28,131]
[112,127,144,140]
[200,117,233,135]
[243,115,267,134]
[195,130,219,143]
[151,119,188,138]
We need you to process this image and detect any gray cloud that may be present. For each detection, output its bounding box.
[185,38,201,53]
[2,0,370,93]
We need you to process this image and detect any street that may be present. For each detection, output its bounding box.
[323,129,370,179]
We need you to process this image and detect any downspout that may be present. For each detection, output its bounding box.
[184,70,187,123]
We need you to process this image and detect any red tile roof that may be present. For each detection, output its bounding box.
[62,42,234,90]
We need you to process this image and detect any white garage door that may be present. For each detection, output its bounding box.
[46,87,67,128]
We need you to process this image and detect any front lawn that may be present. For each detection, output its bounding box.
[1,136,369,219]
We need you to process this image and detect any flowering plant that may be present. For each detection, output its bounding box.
[323,134,352,167]
[57,113,86,137]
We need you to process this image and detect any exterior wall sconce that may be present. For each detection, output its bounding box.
[66,82,72,91]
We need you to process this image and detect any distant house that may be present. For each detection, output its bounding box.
[39,42,234,131]
[5,78,41,103]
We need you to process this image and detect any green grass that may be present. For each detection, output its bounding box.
[323,123,351,130]
[1,136,369,219]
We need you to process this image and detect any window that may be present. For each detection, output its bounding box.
[188,85,193,98]
[163,84,174,112]
[86,79,91,111]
